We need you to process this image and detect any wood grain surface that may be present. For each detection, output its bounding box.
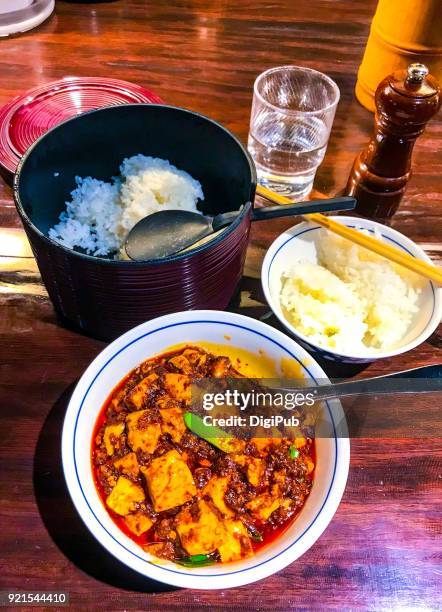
[0,1,441,610]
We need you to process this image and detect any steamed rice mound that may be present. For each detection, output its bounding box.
[48,155,204,257]
[280,229,423,352]
[280,262,368,353]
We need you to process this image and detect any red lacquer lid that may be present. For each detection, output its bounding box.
[0,76,163,182]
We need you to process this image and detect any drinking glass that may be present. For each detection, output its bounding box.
[248,66,340,201]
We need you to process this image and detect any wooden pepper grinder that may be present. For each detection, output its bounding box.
[347,63,441,219]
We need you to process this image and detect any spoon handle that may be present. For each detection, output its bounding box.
[282,364,442,402]
[211,197,356,232]
[251,196,356,220]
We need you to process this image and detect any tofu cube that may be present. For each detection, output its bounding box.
[163,373,191,403]
[295,435,307,448]
[304,456,315,474]
[103,422,125,456]
[183,348,207,368]
[126,410,161,454]
[124,511,154,536]
[246,493,280,521]
[106,476,145,516]
[218,519,253,563]
[141,450,196,512]
[160,407,186,443]
[125,373,159,410]
[271,470,287,496]
[176,500,225,555]
[216,437,245,454]
[202,476,233,517]
[247,457,265,487]
[210,356,231,378]
[231,453,246,467]
[168,354,192,374]
[114,452,139,477]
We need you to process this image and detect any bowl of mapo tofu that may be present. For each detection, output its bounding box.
[62,310,350,589]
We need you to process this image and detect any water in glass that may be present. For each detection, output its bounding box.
[248,111,328,200]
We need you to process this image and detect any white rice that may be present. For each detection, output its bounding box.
[280,262,368,353]
[280,229,423,352]
[48,155,204,257]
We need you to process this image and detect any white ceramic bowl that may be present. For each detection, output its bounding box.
[62,310,349,589]
[262,216,442,364]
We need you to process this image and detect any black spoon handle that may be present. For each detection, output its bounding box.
[281,364,442,402]
[251,196,356,221]
[211,197,356,231]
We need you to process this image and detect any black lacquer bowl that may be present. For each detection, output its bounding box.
[14,104,256,340]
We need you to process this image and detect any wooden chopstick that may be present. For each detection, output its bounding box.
[255,184,442,286]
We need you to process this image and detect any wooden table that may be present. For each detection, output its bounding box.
[0,1,441,610]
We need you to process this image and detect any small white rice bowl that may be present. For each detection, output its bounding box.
[262,216,442,363]
[48,155,204,257]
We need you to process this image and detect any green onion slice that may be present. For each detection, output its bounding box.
[289,445,299,459]
[176,553,216,567]
[183,412,242,453]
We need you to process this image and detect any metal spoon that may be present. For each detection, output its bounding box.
[125,195,356,261]
[184,364,441,450]
[278,363,442,401]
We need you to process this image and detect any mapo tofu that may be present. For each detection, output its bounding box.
[92,345,315,566]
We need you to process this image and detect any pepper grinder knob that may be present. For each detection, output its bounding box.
[406,63,429,84]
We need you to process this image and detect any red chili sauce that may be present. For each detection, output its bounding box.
[91,346,315,565]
